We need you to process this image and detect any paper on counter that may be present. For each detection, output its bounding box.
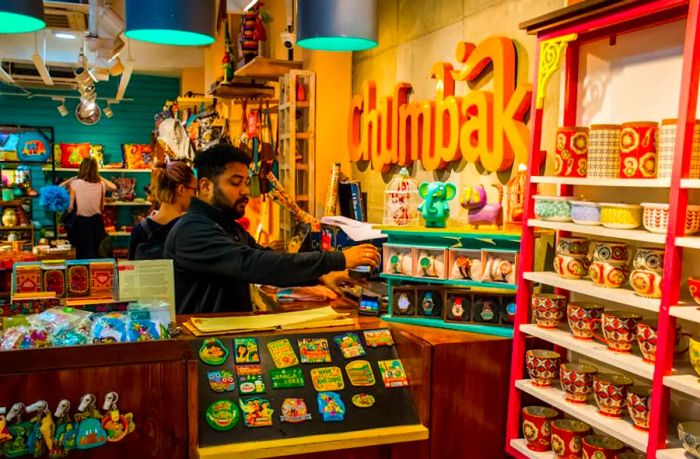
[320,216,386,242]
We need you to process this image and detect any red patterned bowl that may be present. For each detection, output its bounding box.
[593,373,634,417]
[522,406,559,452]
[560,363,598,403]
[626,385,652,431]
[582,435,625,459]
[550,419,591,458]
[526,349,560,387]
[532,293,567,328]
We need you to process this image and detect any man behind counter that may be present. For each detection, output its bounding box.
[164,144,380,314]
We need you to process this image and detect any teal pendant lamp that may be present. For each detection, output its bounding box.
[0,0,45,34]
[125,0,216,46]
[296,0,377,52]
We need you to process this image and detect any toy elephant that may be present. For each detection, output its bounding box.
[417,181,457,228]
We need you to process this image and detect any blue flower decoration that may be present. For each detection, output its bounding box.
[39,185,70,213]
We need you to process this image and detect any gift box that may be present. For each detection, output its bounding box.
[42,260,66,298]
[90,260,116,298]
[481,249,518,284]
[414,247,448,279]
[14,263,42,294]
[382,244,414,276]
[66,260,90,298]
[448,248,483,281]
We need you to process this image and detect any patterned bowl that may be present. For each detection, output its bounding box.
[679,421,700,459]
[534,195,572,222]
[641,202,700,235]
[570,200,601,225]
[599,203,642,229]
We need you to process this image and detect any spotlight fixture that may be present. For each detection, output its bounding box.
[75,64,98,105]
[0,0,45,34]
[296,0,378,51]
[125,0,216,46]
[51,97,68,117]
[103,103,113,118]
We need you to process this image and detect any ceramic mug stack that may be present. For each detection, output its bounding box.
[554,237,590,280]
[554,126,589,177]
[630,247,664,299]
[658,119,700,179]
[588,241,630,289]
[619,121,659,178]
[592,310,642,353]
[588,124,622,178]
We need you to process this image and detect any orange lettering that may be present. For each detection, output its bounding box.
[348,94,364,162]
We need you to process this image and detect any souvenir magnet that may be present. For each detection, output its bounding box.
[270,367,305,389]
[378,359,409,388]
[267,338,299,368]
[205,400,239,431]
[317,392,345,422]
[100,393,134,443]
[363,329,394,348]
[74,394,107,450]
[239,397,274,427]
[198,338,229,366]
[351,393,376,408]
[26,400,52,458]
[280,399,311,424]
[207,369,236,393]
[4,403,31,458]
[310,367,345,391]
[298,338,332,364]
[49,400,75,459]
[237,364,266,394]
[345,360,376,387]
[234,337,260,364]
[334,332,366,359]
[0,407,11,444]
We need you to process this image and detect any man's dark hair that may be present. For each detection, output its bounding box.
[194,144,252,182]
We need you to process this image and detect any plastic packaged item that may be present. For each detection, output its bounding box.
[91,313,128,343]
[127,319,167,342]
[127,301,171,325]
[51,326,89,347]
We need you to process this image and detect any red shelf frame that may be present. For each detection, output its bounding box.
[505,1,700,458]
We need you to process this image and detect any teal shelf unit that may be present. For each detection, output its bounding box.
[380,227,521,338]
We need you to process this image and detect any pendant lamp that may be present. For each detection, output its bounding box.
[296,0,377,52]
[125,0,216,46]
[0,0,45,34]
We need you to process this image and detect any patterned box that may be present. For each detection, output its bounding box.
[66,260,90,297]
[587,124,621,178]
[90,260,115,298]
[14,263,41,294]
[42,261,66,298]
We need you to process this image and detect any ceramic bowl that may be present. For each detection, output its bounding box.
[618,452,646,459]
[550,419,591,458]
[679,421,700,459]
[690,277,700,305]
[626,385,652,431]
[560,362,597,403]
[641,202,700,235]
[570,200,601,226]
[533,195,572,222]
[582,434,625,459]
[599,203,642,229]
[522,406,560,452]
[593,373,634,417]
[526,349,560,387]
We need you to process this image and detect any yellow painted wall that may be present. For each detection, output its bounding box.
[180,67,205,95]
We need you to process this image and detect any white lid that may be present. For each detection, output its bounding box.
[640,202,668,209]
[533,195,572,201]
[570,200,599,207]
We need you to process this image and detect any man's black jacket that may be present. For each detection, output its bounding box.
[164,198,346,314]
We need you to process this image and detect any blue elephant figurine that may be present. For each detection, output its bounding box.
[417,181,457,228]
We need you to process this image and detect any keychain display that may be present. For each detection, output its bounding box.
[26,400,52,457]
[49,400,76,459]
[74,394,107,450]
[4,403,30,458]
[100,393,134,443]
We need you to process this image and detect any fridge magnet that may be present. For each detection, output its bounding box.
[234,337,260,364]
[26,400,52,457]
[317,392,345,422]
[310,367,345,391]
[4,403,31,458]
[351,393,376,409]
[345,360,376,387]
[280,399,312,424]
[334,332,366,359]
[50,400,76,458]
[267,338,299,368]
[207,369,236,393]
[298,338,332,363]
[378,360,409,388]
[239,397,274,428]
[363,329,394,348]
[270,367,305,389]
[205,400,239,432]
[100,393,134,443]
[237,365,266,394]
[75,394,107,450]
[198,338,229,366]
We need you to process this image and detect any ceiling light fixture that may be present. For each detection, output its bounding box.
[124,0,216,46]
[54,32,76,40]
[103,102,113,118]
[0,0,45,35]
[296,0,377,52]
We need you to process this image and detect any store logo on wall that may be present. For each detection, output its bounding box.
[348,36,532,172]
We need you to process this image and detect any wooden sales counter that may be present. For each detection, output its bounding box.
[0,302,513,459]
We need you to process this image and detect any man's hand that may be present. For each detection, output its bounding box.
[320,270,362,295]
[342,244,380,269]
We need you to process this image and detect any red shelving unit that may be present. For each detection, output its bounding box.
[505,1,700,458]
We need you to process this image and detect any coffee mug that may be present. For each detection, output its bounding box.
[557,237,590,257]
[554,126,589,178]
[619,121,658,178]
[554,254,589,280]
[582,435,625,459]
[560,362,597,403]
[522,406,560,452]
[689,277,700,305]
[591,241,629,263]
[526,349,560,387]
[532,293,567,329]
[633,247,665,272]
[550,419,591,458]
[636,321,689,363]
[689,337,700,378]
[592,311,643,353]
[589,260,628,288]
[593,373,634,417]
[567,302,604,340]
[626,385,652,431]
[630,269,662,298]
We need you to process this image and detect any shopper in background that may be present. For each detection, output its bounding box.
[164,144,380,314]
[128,161,197,259]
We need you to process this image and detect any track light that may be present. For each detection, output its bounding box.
[103,103,113,118]
[57,103,68,117]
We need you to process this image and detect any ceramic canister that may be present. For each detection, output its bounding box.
[630,269,662,298]
[522,406,559,452]
[526,349,560,387]
[593,373,634,417]
[560,362,598,403]
[588,124,622,178]
[582,435,625,459]
[550,419,591,458]
[556,237,590,257]
[591,241,629,263]
[589,260,629,289]
[567,302,604,340]
[626,385,652,431]
[633,247,665,272]
[619,121,659,178]
[554,126,589,178]
[658,119,700,179]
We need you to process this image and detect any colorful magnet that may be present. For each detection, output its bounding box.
[237,364,266,394]
[267,338,299,368]
[207,369,236,393]
[0,408,11,444]
[205,400,239,431]
[239,397,274,428]
[270,367,305,389]
[198,338,229,366]
[351,393,376,408]
[100,393,135,443]
[75,394,107,450]
[234,337,260,364]
[4,403,31,458]
[50,400,76,458]
[334,332,366,359]
[280,399,312,424]
[363,329,394,348]
[26,400,52,457]
[310,366,345,391]
[317,392,345,422]
[378,359,409,388]
[345,360,376,387]
[298,338,332,364]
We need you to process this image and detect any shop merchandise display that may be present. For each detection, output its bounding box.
[460,184,504,229]
[553,126,588,178]
[383,168,419,227]
[13,259,116,300]
[417,181,457,228]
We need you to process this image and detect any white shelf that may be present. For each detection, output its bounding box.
[530,176,671,187]
[515,379,648,451]
[528,219,665,244]
[509,438,554,459]
[664,372,700,398]
[105,201,152,206]
[681,179,700,189]
[670,304,700,324]
[523,271,660,312]
[44,167,152,173]
[657,448,689,459]
[676,237,700,249]
[520,324,659,379]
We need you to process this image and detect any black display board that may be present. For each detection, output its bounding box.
[192,329,420,447]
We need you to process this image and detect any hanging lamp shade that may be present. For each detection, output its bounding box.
[296,0,377,52]
[125,0,216,46]
[0,0,45,34]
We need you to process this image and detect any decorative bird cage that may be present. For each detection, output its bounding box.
[507,164,527,223]
[383,168,419,226]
